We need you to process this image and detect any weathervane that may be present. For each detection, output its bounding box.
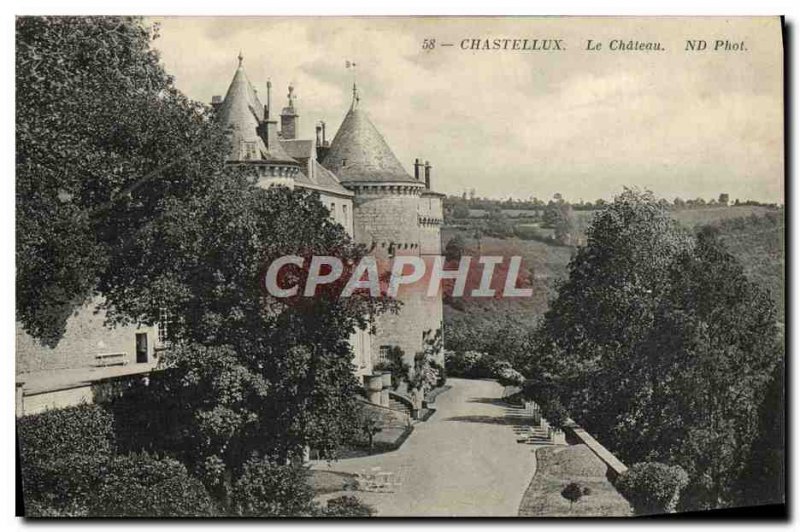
[346,60,359,109]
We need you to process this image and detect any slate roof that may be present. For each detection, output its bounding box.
[216,61,296,165]
[321,107,418,184]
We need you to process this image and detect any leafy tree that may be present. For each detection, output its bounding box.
[452,204,471,219]
[485,207,514,238]
[444,235,466,262]
[561,482,585,509]
[356,408,384,455]
[17,16,224,346]
[17,17,394,513]
[531,189,781,511]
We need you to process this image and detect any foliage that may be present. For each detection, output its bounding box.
[90,453,216,517]
[18,404,115,515]
[530,189,782,511]
[374,346,411,390]
[444,350,492,379]
[17,406,105,516]
[733,361,785,507]
[485,207,515,238]
[356,407,383,454]
[230,455,316,517]
[444,235,466,262]
[16,16,224,346]
[323,495,375,517]
[543,201,576,245]
[615,462,689,515]
[410,329,444,393]
[492,360,526,387]
[561,482,585,508]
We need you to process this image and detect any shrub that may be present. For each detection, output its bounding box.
[541,398,570,430]
[561,482,585,508]
[493,361,526,387]
[445,350,492,379]
[17,404,115,515]
[17,403,115,464]
[323,495,375,517]
[431,360,447,388]
[231,456,316,517]
[615,462,689,515]
[90,453,216,517]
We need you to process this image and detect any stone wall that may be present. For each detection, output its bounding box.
[16,296,158,374]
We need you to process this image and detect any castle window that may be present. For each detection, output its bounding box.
[378,345,392,364]
[342,204,348,228]
[242,141,258,160]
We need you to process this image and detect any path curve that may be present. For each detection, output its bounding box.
[313,378,538,517]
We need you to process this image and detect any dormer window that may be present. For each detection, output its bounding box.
[242,141,258,160]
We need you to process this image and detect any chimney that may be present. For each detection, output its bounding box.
[280,84,298,140]
[424,161,431,189]
[315,124,322,147]
[414,158,421,180]
[211,95,222,111]
[321,121,329,147]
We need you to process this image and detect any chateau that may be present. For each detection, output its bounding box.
[212,53,445,381]
[15,54,444,410]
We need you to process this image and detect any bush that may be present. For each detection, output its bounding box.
[18,404,115,515]
[541,398,569,430]
[90,453,216,517]
[492,361,526,386]
[445,350,492,379]
[231,456,316,517]
[561,482,585,508]
[430,360,447,388]
[323,495,375,517]
[615,462,689,515]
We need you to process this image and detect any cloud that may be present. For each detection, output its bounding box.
[150,16,783,203]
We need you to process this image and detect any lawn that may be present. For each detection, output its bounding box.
[518,444,632,517]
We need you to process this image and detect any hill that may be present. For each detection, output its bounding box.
[441,206,784,354]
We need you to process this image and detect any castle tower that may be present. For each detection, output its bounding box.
[322,84,443,372]
[214,53,300,188]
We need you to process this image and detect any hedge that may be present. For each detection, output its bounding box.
[18,404,115,515]
[90,453,217,517]
[323,495,375,517]
[231,456,316,517]
[615,462,689,515]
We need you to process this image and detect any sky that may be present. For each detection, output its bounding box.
[150,16,784,203]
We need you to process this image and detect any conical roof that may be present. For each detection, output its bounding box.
[321,107,418,184]
[216,57,296,165]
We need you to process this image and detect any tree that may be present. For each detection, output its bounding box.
[18,17,395,511]
[444,235,466,262]
[451,204,471,219]
[357,408,384,455]
[561,482,585,510]
[485,207,514,238]
[531,189,781,511]
[17,17,227,346]
[615,462,689,515]
[718,193,730,206]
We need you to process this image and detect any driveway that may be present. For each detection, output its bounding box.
[312,378,538,517]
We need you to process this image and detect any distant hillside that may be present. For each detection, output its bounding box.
[442,207,785,352]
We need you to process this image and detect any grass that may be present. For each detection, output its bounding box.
[518,444,631,517]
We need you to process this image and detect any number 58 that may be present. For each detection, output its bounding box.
[422,38,436,50]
